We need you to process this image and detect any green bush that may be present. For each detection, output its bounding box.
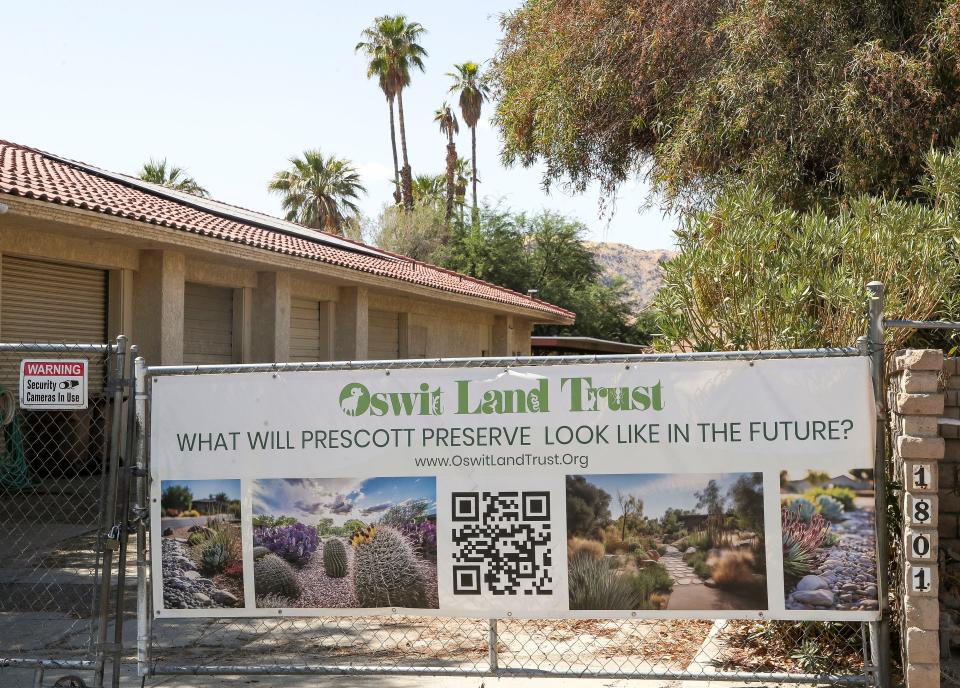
[784,497,817,523]
[568,552,642,610]
[805,487,856,512]
[195,525,239,574]
[654,155,960,352]
[200,541,231,573]
[685,551,712,579]
[631,563,673,604]
[686,531,708,550]
[187,531,209,548]
[815,495,845,523]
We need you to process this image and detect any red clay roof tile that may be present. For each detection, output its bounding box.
[0,140,573,321]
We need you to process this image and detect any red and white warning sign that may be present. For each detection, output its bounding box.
[19,359,88,409]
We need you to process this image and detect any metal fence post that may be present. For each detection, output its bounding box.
[93,335,127,688]
[488,618,498,673]
[867,281,890,688]
[133,356,150,678]
[109,344,137,688]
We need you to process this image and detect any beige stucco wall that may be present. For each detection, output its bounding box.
[0,204,548,364]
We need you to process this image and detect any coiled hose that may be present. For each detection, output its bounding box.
[0,386,28,489]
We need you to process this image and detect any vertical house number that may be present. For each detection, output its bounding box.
[910,532,932,559]
[912,565,932,592]
[911,497,933,524]
[912,464,932,490]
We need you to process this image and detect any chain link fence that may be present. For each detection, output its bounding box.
[135,349,882,685]
[0,341,125,688]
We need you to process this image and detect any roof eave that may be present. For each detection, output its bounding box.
[0,195,575,325]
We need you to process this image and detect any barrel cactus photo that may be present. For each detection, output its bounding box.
[251,476,438,609]
[159,479,245,610]
[323,538,349,578]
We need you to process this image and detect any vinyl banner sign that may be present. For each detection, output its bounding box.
[150,357,878,621]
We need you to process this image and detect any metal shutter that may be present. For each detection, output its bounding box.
[1,256,108,391]
[183,283,233,365]
[2,256,107,343]
[368,309,400,360]
[290,297,322,362]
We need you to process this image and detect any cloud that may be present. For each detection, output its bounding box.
[325,494,354,515]
[360,502,392,516]
[292,500,326,515]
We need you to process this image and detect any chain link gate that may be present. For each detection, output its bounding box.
[132,343,886,686]
[0,338,129,688]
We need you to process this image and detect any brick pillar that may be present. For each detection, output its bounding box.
[889,349,945,687]
[941,357,960,658]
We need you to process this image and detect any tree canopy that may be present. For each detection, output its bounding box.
[369,200,653,343]
[491,0,960,213]
[653,148,960,351]
[267,150,366,234]
[566,475,611,537]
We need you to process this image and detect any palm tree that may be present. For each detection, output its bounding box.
[411,174,446,210]
[447,62,490,227]
[138,158,208,197]
[267,150,366,235]
[356,16,427,211]
[433,103,459,227]
[453,156,470,225]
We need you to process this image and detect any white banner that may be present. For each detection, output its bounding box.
[150,357,878,621]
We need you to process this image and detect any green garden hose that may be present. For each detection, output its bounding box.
[0,386,28,490]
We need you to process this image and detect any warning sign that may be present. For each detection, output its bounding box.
[19,359,88,409]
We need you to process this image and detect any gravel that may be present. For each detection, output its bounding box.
[785,506,878,611]
[277,539,439,609]
[161,538,241,609]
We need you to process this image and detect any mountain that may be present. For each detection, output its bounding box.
[584,242,674,312]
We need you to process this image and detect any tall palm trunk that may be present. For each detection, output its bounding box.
[396,89,414,210]
[444,133,456,230]
[388,97,402,205]
[470,126,479,227]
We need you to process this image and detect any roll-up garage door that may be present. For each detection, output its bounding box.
[368,309,400,360]
[1,255,107,391]
[183,282,233,365]
[290,297,322,362]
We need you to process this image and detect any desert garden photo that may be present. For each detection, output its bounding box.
[159,479,244,610]
[780,465,878,612]
[566,472,767,612]
[251,476,439,609]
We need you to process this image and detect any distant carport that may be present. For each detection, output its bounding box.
[530,335,651,356]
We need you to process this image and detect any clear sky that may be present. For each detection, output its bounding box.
[2,2,677,250]
[584,473,756,520]
[252,477,436,526]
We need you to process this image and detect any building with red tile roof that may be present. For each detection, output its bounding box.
[0,139,572,366]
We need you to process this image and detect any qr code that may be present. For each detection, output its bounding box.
[450,491,553,596]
